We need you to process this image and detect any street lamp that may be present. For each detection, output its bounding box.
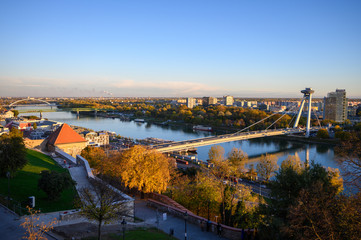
[184,211,188,240]
[6,172,10,208]
[121,219,127,240]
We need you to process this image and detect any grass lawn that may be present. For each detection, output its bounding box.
[83,228,177,240]
[0,149,77,213]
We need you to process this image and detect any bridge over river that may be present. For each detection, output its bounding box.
[153,88,320,153]
[152,127,320,153]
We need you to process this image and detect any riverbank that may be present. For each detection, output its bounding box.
[271,135,340,146]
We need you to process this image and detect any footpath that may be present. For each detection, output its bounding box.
[1,152,229,239]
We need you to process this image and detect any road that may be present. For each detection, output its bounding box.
[0,205,25,240]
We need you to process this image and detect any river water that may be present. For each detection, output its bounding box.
[18,106,339,170]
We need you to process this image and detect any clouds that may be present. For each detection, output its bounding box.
[0,76,226,97]
[110,79,223,96]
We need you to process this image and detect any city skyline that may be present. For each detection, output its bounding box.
[1,1,361,98]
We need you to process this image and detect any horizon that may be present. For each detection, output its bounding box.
[1,1,361,98]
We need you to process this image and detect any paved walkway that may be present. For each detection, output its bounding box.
[4,152,230,239]
[0,205,25,240]
[134,198,228,240]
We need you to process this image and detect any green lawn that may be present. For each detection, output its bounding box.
[0,149,77,213]
[83,228,177,240]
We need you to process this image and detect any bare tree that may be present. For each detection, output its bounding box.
[21,206,57,240]
[78,179,132,240]
[256,154,279,181]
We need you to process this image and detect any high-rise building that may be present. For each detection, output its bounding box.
[323,89,347,122]
[223,95,234,106]
[186,97,195,108]
[202,97,217,106]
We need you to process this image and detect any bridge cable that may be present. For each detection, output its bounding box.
[287,97,306,127]
[312,108,322,128]
[236,97,305,134]
[235,111,285,134]
[266,102,301,130]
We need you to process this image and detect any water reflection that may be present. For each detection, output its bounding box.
[18,106,338,169]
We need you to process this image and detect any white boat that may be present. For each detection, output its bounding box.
[193,125,212,131]
[134,119,145,123]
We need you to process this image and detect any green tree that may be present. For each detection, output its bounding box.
[192,172,221,219]
[79,179,131,240]
[316,128,329,139]
[263,162,344,239]
[11,109,19,117]
[0,129,27,176]
[256,154,279,181]
[38,170,74,200]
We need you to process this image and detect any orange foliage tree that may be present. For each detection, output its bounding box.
[21,206,57,240]
[104,145,174,194]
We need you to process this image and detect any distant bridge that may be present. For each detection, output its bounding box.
[7,98,54,107]
[152,127,320,153]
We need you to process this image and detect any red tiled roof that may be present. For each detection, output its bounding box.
[47,123,87,145]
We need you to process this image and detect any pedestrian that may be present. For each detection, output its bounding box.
[217,222,222,237]
[200,220,205,232]
[206,219,211,232]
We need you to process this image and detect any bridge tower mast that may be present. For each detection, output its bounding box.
[293,88,315,137]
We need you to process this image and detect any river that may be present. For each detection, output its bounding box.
[17,106,339,170]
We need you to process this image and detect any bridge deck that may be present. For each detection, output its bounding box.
[152,128,319,153]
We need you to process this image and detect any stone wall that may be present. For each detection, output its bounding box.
[54,142,87,157]
[149,193,194,214]
[24,138,45,149]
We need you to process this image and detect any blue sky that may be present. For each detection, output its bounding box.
[0,0,360,98]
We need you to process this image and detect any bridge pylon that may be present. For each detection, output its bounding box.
[293,88,315,137]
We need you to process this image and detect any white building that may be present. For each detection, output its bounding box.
[223,95,234,106]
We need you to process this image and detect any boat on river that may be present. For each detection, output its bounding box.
[193,125,212,131]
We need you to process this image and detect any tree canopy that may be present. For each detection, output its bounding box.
[0,128,27,177]
[80,146,107,169]
[105,145,174,194]
[38,170,74,200]
[256,154,279,181]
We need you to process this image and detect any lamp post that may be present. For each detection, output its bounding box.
[184,211,188,240]
[121,219,127,240]
[6,172,10,208]
[133,195,135,222]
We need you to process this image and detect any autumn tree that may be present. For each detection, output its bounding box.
[21,206,57,240]
[335,131,361,191]
[284,182,340,240]
[284,183,361,240]
[280,155,303,174]
[0,128,27,177]
[316,128,329,139]
[208,145,225,162]
[81,146,107,169]
[227,147,248,176]
[256,154,279,181]
[263,161,345,239]
[192,172,221,219]
[79,179,131,240]
[106,145,174,195]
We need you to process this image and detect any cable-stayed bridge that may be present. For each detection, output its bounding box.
[153,88,320,153]
[152,127,320,153]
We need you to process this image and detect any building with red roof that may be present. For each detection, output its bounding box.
[46,123,87,157]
